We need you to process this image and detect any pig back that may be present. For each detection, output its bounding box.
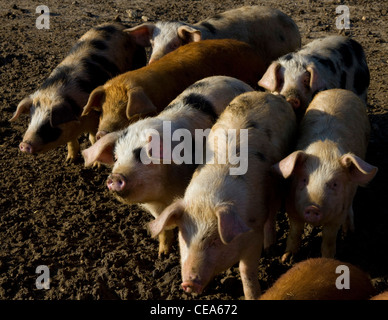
[298,89,370,158]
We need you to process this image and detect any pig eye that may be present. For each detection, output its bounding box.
[328,181,338,190]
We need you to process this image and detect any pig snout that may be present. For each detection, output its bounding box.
[19,141,34,154]
[181,280,203,294]
[304,205,322,224]
[107,173,127,192]
[96,130,108,141]
[287,97,300,109]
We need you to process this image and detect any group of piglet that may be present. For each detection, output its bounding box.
[11,6,379,300]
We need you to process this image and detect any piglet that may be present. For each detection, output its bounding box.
[125,6,301,64]
[9,23,146,162]
[258,36,370,116]
[149,92,297,299]
[82,76,254,256]
[273,89,377,262]
[260,258,375,300]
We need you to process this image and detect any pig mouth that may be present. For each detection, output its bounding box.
[181,280,204,294]
[303,205,323,225]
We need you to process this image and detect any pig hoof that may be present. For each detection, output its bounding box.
[281,252,292,264]
[65,155,77,163]
[92,161,102,169]
[158,246,171,258]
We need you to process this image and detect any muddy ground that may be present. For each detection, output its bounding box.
[0,0,387,300]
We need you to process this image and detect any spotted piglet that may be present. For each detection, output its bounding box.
[125,6,301,65]
[10,23,146,162]
[273,89,377,262]
[149,92,297,299]
[82,76,254,257]
[258,35,370,117]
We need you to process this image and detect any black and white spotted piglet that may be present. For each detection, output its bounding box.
[10,23,146,162]
[258,35,370,114]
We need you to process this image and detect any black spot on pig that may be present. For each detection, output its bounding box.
[340,71,347,88]
[200,22,217,34]
[311,56,336,74]
[252,150,267,162]
[78,56,115,93]
[36,119,62,144]
[353,68,370,95]
[337,41,353,68]
[40,65,74,90]
[349,39,366,63]
[93,25,119,40]
[265,128,272,141]
[183,93,218,122]
[90,40,108,51]
[90,54,120,77]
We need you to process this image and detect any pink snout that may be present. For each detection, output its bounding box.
[19,141,34,154]
[181,281,203,294]
[287,97,301,109]
[304,205,322,224]
[96,130,108,141]
[107,174,127,192]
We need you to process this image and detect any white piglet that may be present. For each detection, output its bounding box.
[273,89,377,262]
[82,76,253,256]
[149,92,297,299]
[126,6,301,65]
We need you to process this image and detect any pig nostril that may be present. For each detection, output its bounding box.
[107,174,126,191]
[181,284,192,293]
[20,142,33,154]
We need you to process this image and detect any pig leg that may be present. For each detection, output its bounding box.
[263,210,276,250]
[158,229,174,257]
[281,216,304,263]
[321,224,340,258]
[343,205,355,234]
[88,132,103,169]
[66,139,80,162]
[239,233,263,300]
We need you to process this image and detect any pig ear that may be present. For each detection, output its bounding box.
[9,97,33,122]
[82,86,106,116]
[306,65,325,93]
[148,199,185,238]
[272,150,307,179]
[126,87,157,119]
[177,26,202,43]
[340,154,378,185]
[215,205,251,245]
[82,131,120,167]
[145,132,172,162]
[124,23,155,47]
[258,62,282,92]
[50,102,79,127]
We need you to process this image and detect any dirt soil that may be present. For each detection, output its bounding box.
[0,0,387,300]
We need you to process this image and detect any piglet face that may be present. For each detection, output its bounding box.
[149,200,250,295]
[109,129,165,205]
[259,60,325,113]
[274,147,378,227]
[18,98,80,155]
[292,157,348,226]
